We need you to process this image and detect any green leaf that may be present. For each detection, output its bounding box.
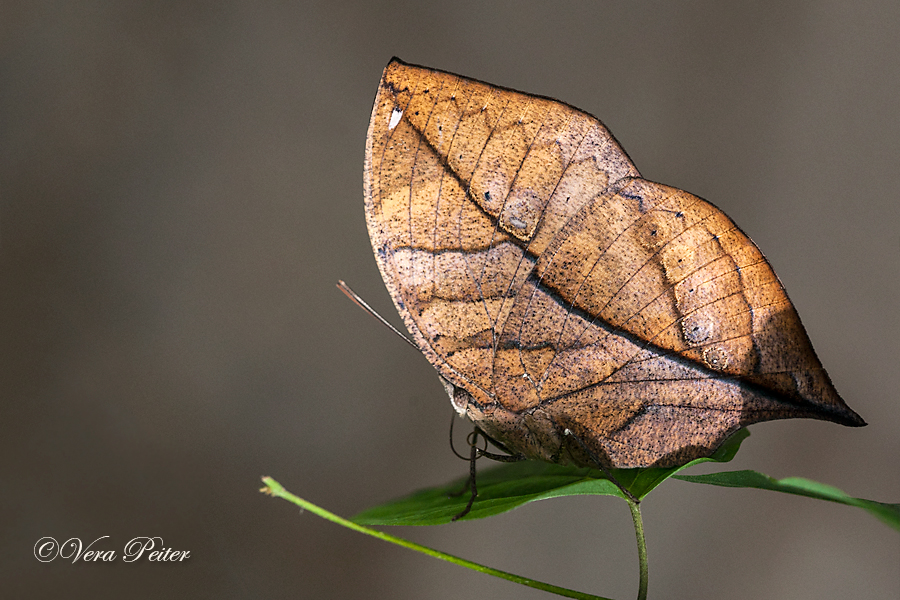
[353,460,620,526]
[612,427,749,499]
[353,429,750,526]
[673,470,900,531]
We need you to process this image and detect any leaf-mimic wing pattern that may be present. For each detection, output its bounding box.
[363,58,864,468]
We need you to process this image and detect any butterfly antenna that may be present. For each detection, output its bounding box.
[336,280,420,351]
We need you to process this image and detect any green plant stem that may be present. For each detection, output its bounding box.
[261,477,613,600]
[627,499,648,600]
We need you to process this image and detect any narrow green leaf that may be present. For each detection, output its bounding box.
[353,429,750,526]
[261,477,614,600]
[673,470,900,531]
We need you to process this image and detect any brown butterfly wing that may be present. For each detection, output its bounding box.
[364,58,864,468]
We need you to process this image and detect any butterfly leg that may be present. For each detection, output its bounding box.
[448,422,526,521]
[451,436,481,521]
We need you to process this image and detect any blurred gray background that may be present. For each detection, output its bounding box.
[2,2,898,599]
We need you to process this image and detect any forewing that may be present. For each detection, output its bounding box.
[364,58,638,404]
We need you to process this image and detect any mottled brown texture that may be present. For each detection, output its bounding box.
[364,58,864,469]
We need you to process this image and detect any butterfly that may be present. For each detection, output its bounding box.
[361,57,864,474]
